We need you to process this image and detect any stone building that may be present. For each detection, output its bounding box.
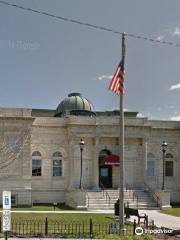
[0,92,179,207]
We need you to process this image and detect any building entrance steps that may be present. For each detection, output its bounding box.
[86,189,159,210]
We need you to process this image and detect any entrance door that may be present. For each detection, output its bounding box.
[99,166,112,188]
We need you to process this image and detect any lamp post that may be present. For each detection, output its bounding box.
[161,140,167,190]
[79,139,85,189]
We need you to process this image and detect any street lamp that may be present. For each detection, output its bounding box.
[161,140,167,190]
[79,139,85,189]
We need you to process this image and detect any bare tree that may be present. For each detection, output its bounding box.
[0,127,31,170]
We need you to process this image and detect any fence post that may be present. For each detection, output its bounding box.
[89,218,93,237]
[0,217,1,233]
[133,219,136,235]
[45,217,48,236]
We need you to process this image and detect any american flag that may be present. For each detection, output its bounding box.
[108,60,124,95]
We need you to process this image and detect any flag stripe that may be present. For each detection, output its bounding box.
[108,60,124,95]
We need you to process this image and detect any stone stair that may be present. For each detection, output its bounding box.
[86,189,159,210]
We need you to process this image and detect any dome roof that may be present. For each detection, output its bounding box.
[54,92,96,117]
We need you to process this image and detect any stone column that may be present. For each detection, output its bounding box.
[92,137,100,190]
[67,133,75,190]
[143,139,148,183]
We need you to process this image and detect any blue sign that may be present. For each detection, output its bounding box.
[3,191,11,209]
[5,196,9,206]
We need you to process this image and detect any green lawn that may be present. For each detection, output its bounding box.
[160,204,180,217]
[10,212,114,222]
[0,212,155,239]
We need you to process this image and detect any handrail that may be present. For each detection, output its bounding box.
[144,182,160,207]
[105,191,111,206]
[125,182,131,191]
[81,184,90,208]
[125,182,133,198]
[99,180,111,206]
[85,190,90,208]
[99,181,105,197]
[125,182,138,209]
[132,191,139,209]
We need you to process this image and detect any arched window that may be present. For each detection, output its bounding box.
[32,151,41,157]
[53,152,62,158]
[52,152,63,176]
[32,151,42,176]
[147,153,155,176]
[165,153,174,176]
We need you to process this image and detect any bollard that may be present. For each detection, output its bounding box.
[45,217,48,236]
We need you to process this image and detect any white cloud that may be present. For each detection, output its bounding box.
[96,75,113,81]
[170,116,180,121]
[169,83,180,90]
[156,35,164,41]
[172,27,180,36]
[156,25,180,41]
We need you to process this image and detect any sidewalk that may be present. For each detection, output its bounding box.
[131,209,180,230]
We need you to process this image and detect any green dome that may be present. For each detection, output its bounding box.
[54,93,96,117]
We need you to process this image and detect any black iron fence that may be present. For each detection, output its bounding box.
[2,217,178,239]
[0,217,137,238]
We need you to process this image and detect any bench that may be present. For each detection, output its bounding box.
[114,201,148,227]
[125,207,148,226]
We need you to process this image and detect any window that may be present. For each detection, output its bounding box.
[52,152,63,176]
[32,151,42,176]
[165,161,173,176]
[11,195,16,207]
[165,153,173,158]
[53,160,62,176]
[53,152,62,158]
[147,153,155,176]
[32,159,42,176]
[32,151,41,157]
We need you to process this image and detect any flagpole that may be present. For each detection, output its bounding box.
[119,32,126,236]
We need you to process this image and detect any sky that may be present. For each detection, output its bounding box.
[0,0,180,120]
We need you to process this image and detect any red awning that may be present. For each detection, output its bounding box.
[104,154,120,166]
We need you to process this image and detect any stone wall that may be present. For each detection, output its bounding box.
[65,190,87,209]
[32,190,65,204]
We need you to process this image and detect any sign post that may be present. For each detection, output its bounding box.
[2,191,11,240]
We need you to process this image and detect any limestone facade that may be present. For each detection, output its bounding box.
[0,107,179,206]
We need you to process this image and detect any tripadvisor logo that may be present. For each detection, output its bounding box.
[135,226,173,236]
[135,227,144,236]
